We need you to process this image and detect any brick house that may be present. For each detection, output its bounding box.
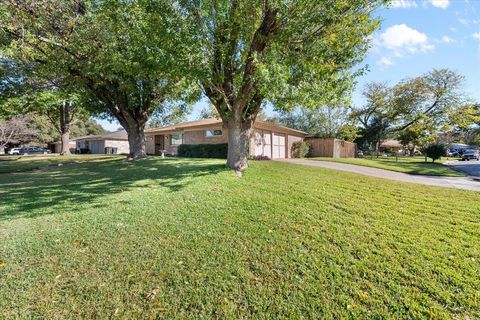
[145,118,307,159]
[75,131,130,154]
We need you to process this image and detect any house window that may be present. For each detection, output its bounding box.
[171,133,183,145]
[205,129,222,137]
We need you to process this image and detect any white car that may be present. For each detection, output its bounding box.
[8,148,21,155]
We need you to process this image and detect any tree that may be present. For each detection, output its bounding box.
[29,89,85,154]
[183,0,384,171]
[424,144,445,163]
[397,120,435,156]
[197,104,220,120]
[0,115,36,151]
[275,105,358,141]
[70,118,105,138]
[0,60,89,154]
[1,0,195,159]
[148,103,191,128]
[353,69,469,151]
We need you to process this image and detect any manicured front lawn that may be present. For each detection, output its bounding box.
[0,154,120,174]
[1,156,479,318]
[310,156,464,176]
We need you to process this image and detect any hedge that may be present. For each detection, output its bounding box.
[177,143,228,159]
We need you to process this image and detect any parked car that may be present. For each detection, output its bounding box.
[8,147,22,155]
[461,149,479,161]
[446,149,459,157]
[20,147,51,155]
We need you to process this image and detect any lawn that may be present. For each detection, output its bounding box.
[310,156,464,176]
[1,156,479,319]
[0,154,119,174]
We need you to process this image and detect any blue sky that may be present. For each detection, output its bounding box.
[98,0,480,131]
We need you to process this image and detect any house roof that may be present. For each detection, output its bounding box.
[51,140,77,145]
[145,118,308,136]
[379,140,402,148]
[74,130,128,141]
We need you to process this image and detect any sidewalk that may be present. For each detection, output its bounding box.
[279,159,480,191]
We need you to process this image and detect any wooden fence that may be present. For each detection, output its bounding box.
[306,138,357,158]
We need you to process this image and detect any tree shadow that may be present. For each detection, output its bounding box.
[0,157,226,222]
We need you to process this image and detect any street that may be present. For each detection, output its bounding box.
[446,160,480,177]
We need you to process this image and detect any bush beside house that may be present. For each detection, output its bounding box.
[292,141,310,158]
[177,143,228,159]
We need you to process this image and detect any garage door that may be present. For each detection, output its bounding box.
[253,130,272,158]
[272,133,286,159]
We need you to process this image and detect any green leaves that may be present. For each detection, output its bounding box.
[182,0,384,120]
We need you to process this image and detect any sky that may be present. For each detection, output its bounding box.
[98,0,480,131]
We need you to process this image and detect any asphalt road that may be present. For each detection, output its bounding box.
[445,160,480,177]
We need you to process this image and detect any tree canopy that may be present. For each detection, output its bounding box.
[274,105,358,141]
[1,0,197,158]
[353,69,473,151]
[181,0,385,170]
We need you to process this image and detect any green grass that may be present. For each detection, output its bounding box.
[1,156,479,319]
[310,156,464,176]
[0,154,119,174]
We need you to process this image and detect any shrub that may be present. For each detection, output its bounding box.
[177,143,228,159]
[292,141,310,158]
[423,144,445,163]
[382,147,392,154]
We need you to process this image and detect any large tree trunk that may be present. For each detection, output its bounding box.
[123,118,147,160]
[226,118,253,172]
[57,101,74,155]
[60,129,70,155]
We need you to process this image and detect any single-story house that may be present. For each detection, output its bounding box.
[49,140,77,153]
[145,118,308,159]
[75,131,130,154]
[379,140,403,153]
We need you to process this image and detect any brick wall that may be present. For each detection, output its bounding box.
[183,128,227,144]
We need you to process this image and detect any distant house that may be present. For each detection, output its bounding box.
[75,131,129,154]
[145,118,307,159]
[379,140,403,153]
[49,140,77,153]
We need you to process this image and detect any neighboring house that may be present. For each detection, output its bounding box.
[145,118,307,159]
[379,140,403,153]
[49,140,77,153]
[75,131,130,154]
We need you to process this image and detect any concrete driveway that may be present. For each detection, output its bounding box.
[279,159,480,192]
[444,160,480,177]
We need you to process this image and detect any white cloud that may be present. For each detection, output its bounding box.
[450,26,457,32]
[473,32,480,40]
[430,0,450,9]
[379,57,393,66]
[378,24,434,56]
[439,35,455,43]
[390,0,417,8]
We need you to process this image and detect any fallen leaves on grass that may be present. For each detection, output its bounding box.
[146,286,161,301]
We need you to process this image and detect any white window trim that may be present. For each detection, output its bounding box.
[205,129,223,138]
[170,132,183,145]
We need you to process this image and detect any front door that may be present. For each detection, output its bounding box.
[154,135,164,155]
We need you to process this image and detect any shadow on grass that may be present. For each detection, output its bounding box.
[0,157,226,222]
